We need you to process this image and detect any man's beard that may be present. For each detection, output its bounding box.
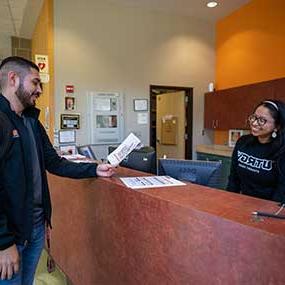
[15,82,37,109]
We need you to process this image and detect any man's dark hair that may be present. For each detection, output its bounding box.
[0,56,39,91]
[0,56,39,72]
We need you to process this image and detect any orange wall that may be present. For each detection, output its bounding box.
[214,0,285,144]
[216,0,285,90]
[32,0,54,140]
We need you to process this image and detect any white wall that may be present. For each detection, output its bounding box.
[53,0,215,158]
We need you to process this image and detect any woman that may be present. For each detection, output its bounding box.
[227,99,285,203]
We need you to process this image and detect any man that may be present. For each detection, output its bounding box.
[0,112,12,162]
[0,56,114,284]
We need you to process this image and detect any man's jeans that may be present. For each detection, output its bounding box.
[0,223,45,285]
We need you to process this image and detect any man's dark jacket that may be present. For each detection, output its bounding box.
[0,94,98,250]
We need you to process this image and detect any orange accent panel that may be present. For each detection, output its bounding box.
[32,0,54,141]
[216,0,285,90]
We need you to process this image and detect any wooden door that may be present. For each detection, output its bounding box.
[156,91,185,159]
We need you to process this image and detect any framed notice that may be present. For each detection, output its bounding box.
[134,99,148,111]
[60,114,80,129]
[65,97,76,111]
[58,130,76,144]
[228,129,244,147]
[59,145,77,155]
[161,117,177,145]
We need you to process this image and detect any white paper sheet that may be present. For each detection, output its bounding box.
[107,133,141,166]
[120,176,186,189]
[137,113,148,124]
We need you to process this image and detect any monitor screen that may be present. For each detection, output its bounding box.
[77,145,97,160]
[108,146,156,173]
[157,158,222,188]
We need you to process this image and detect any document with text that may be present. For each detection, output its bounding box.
[120,176,186,189]
[107,133,142,166]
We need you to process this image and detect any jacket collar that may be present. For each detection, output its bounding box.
[0,94,40,119]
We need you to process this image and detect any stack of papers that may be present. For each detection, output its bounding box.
[120,176,186,189]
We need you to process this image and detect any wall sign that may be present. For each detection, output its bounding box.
[35,54,49,73]
[65,85,74,94]
[161,117,177,145]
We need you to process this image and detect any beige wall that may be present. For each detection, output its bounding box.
[53,0,215,157]
[0,34,11,61]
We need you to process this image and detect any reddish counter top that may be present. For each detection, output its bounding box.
[48,167,285,285]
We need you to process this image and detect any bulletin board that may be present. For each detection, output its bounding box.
[161,117,177,145]
[89,92,124,144]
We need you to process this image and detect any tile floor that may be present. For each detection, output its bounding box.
[33,250,71,285]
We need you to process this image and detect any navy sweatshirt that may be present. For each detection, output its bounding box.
[227,135,285,202]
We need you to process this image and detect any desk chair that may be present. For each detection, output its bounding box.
[108,146,156,174]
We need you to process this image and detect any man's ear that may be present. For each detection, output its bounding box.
[7,71,20,89]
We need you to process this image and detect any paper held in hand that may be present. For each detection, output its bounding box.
[107,133,142,166]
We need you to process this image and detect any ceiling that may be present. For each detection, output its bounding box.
[0,0,250,39]
[0,0,43,39]
[108,0,250,22]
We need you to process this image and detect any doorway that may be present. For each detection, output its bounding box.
[150,85,193,160]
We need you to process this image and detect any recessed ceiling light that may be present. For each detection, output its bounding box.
[207,1,218,8]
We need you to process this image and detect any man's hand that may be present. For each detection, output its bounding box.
[96,163,115,177]
[0,244,19,280]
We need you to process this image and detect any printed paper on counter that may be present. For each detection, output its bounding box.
[107,133,141,166]
[120,176,186,189]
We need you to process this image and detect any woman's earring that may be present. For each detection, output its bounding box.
[272,130,277,138]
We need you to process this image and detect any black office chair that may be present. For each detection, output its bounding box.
[77,145,97,160]
[108,146,156,173]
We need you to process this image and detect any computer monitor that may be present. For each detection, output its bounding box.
[77,145,97,160]
[108,146,156,174]
[157,158,222,188]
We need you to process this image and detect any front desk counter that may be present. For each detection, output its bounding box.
[48,167,285,285]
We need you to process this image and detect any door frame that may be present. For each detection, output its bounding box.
[149,85,193,159]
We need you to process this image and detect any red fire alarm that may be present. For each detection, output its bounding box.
[65,85,74,93]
